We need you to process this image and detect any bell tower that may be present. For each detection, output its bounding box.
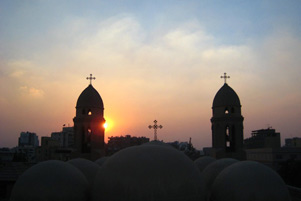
[73,74,106,160]
[210,73,245,160]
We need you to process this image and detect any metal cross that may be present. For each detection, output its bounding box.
[221,72,230,84]
[87,74,96,85]
[148,120,163,141]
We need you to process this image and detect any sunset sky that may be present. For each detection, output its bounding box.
[1,1,301,149]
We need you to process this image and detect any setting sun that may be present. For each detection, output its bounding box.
[103,122,108,129]
[103,118,114,131]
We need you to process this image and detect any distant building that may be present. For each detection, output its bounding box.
[106,135,149,155]
[209,74,245,160]
[167,139,202,160]
[36,137,72,162]
[244,128,281,149]
[246,147,301,171]
[14,132,39,162]
[0,148,14,162]
[12,146,37,162]
[51,126,74,148]
[285,137,301,148]
[18,132,39,147]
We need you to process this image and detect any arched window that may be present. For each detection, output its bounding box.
[226,126,230,148]
[225,108,229,114]
[88,110,92,115]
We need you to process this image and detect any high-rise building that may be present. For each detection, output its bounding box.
[244,128,281,149]
[18,132,39,147]
[51,126,74,148]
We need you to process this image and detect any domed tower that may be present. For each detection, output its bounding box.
[73,74,106,160]
[210,73,245,160]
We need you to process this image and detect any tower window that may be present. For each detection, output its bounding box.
[88,110,92,115]
[231,107,235,113]
[226,126,230,148]
[225,108,229,114]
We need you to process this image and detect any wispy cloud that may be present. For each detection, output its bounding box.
[19,86,45,98]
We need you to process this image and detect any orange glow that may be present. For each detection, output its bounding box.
[103,117,114,132]
[103,122,108,129]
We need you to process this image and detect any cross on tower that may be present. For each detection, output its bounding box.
[221,72,230,84]
[148,120,163,141]
[87,74,96,85]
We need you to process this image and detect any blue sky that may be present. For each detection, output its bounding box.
[0,0,301,148]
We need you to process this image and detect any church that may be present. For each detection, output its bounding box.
[71,73,246,161]
[72,74,106,160]
[8,73,296,201]
[210,73,245,160]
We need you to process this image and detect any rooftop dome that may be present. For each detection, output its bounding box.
[194,156,216,173]
[76,84,104,109]
[67,158,101,187]
[211,161,291,201]
[202,158,238,200]
[212,83,241,108]
[10,160,89,201]
[92,145,205,201]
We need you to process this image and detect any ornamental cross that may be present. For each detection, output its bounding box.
[148,120,163,141]
[221,72,230,84]
[87,74,96,85]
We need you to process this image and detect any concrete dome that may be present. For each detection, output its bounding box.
[10,160,89,201]
[95,156,109,166]
[211,161,291,201]
[67,158,101,187]
[91,145,205,201]
[194,156,216,173]
[213,84,241,107]
[202,158,238,200]
[142,140,174,148]
[76,84,104,109]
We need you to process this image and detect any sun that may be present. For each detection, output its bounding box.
[102,117,113,131]
[103,122,108,129]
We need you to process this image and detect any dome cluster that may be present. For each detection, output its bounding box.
[10,143,291,201]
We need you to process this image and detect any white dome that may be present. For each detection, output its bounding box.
[211,161,291,201]
[142,140,174,148]
[91,145,206,201]
[194,156,216,173]
[95,156,109,166]
[67,158,101,187]
[202,158,238,200]
[10,160,89,201]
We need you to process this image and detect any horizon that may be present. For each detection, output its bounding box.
[1,1,301,149]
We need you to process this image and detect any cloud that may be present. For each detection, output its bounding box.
[19,86,45,98]
[2,13,300,148]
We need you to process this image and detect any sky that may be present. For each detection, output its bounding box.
[0,0,301,149]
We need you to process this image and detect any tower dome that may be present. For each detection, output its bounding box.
[212,83,241,108]
[76,84,104,109]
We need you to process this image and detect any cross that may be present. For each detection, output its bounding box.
[86,74,95,85]
[221,72,230,84]
[148,120,163,141]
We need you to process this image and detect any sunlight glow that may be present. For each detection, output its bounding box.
[103,122,108,129]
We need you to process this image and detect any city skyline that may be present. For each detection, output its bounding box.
[1,1,301,149]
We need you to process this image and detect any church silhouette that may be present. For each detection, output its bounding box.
[73,74,106,160]
[8,73,293,201]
